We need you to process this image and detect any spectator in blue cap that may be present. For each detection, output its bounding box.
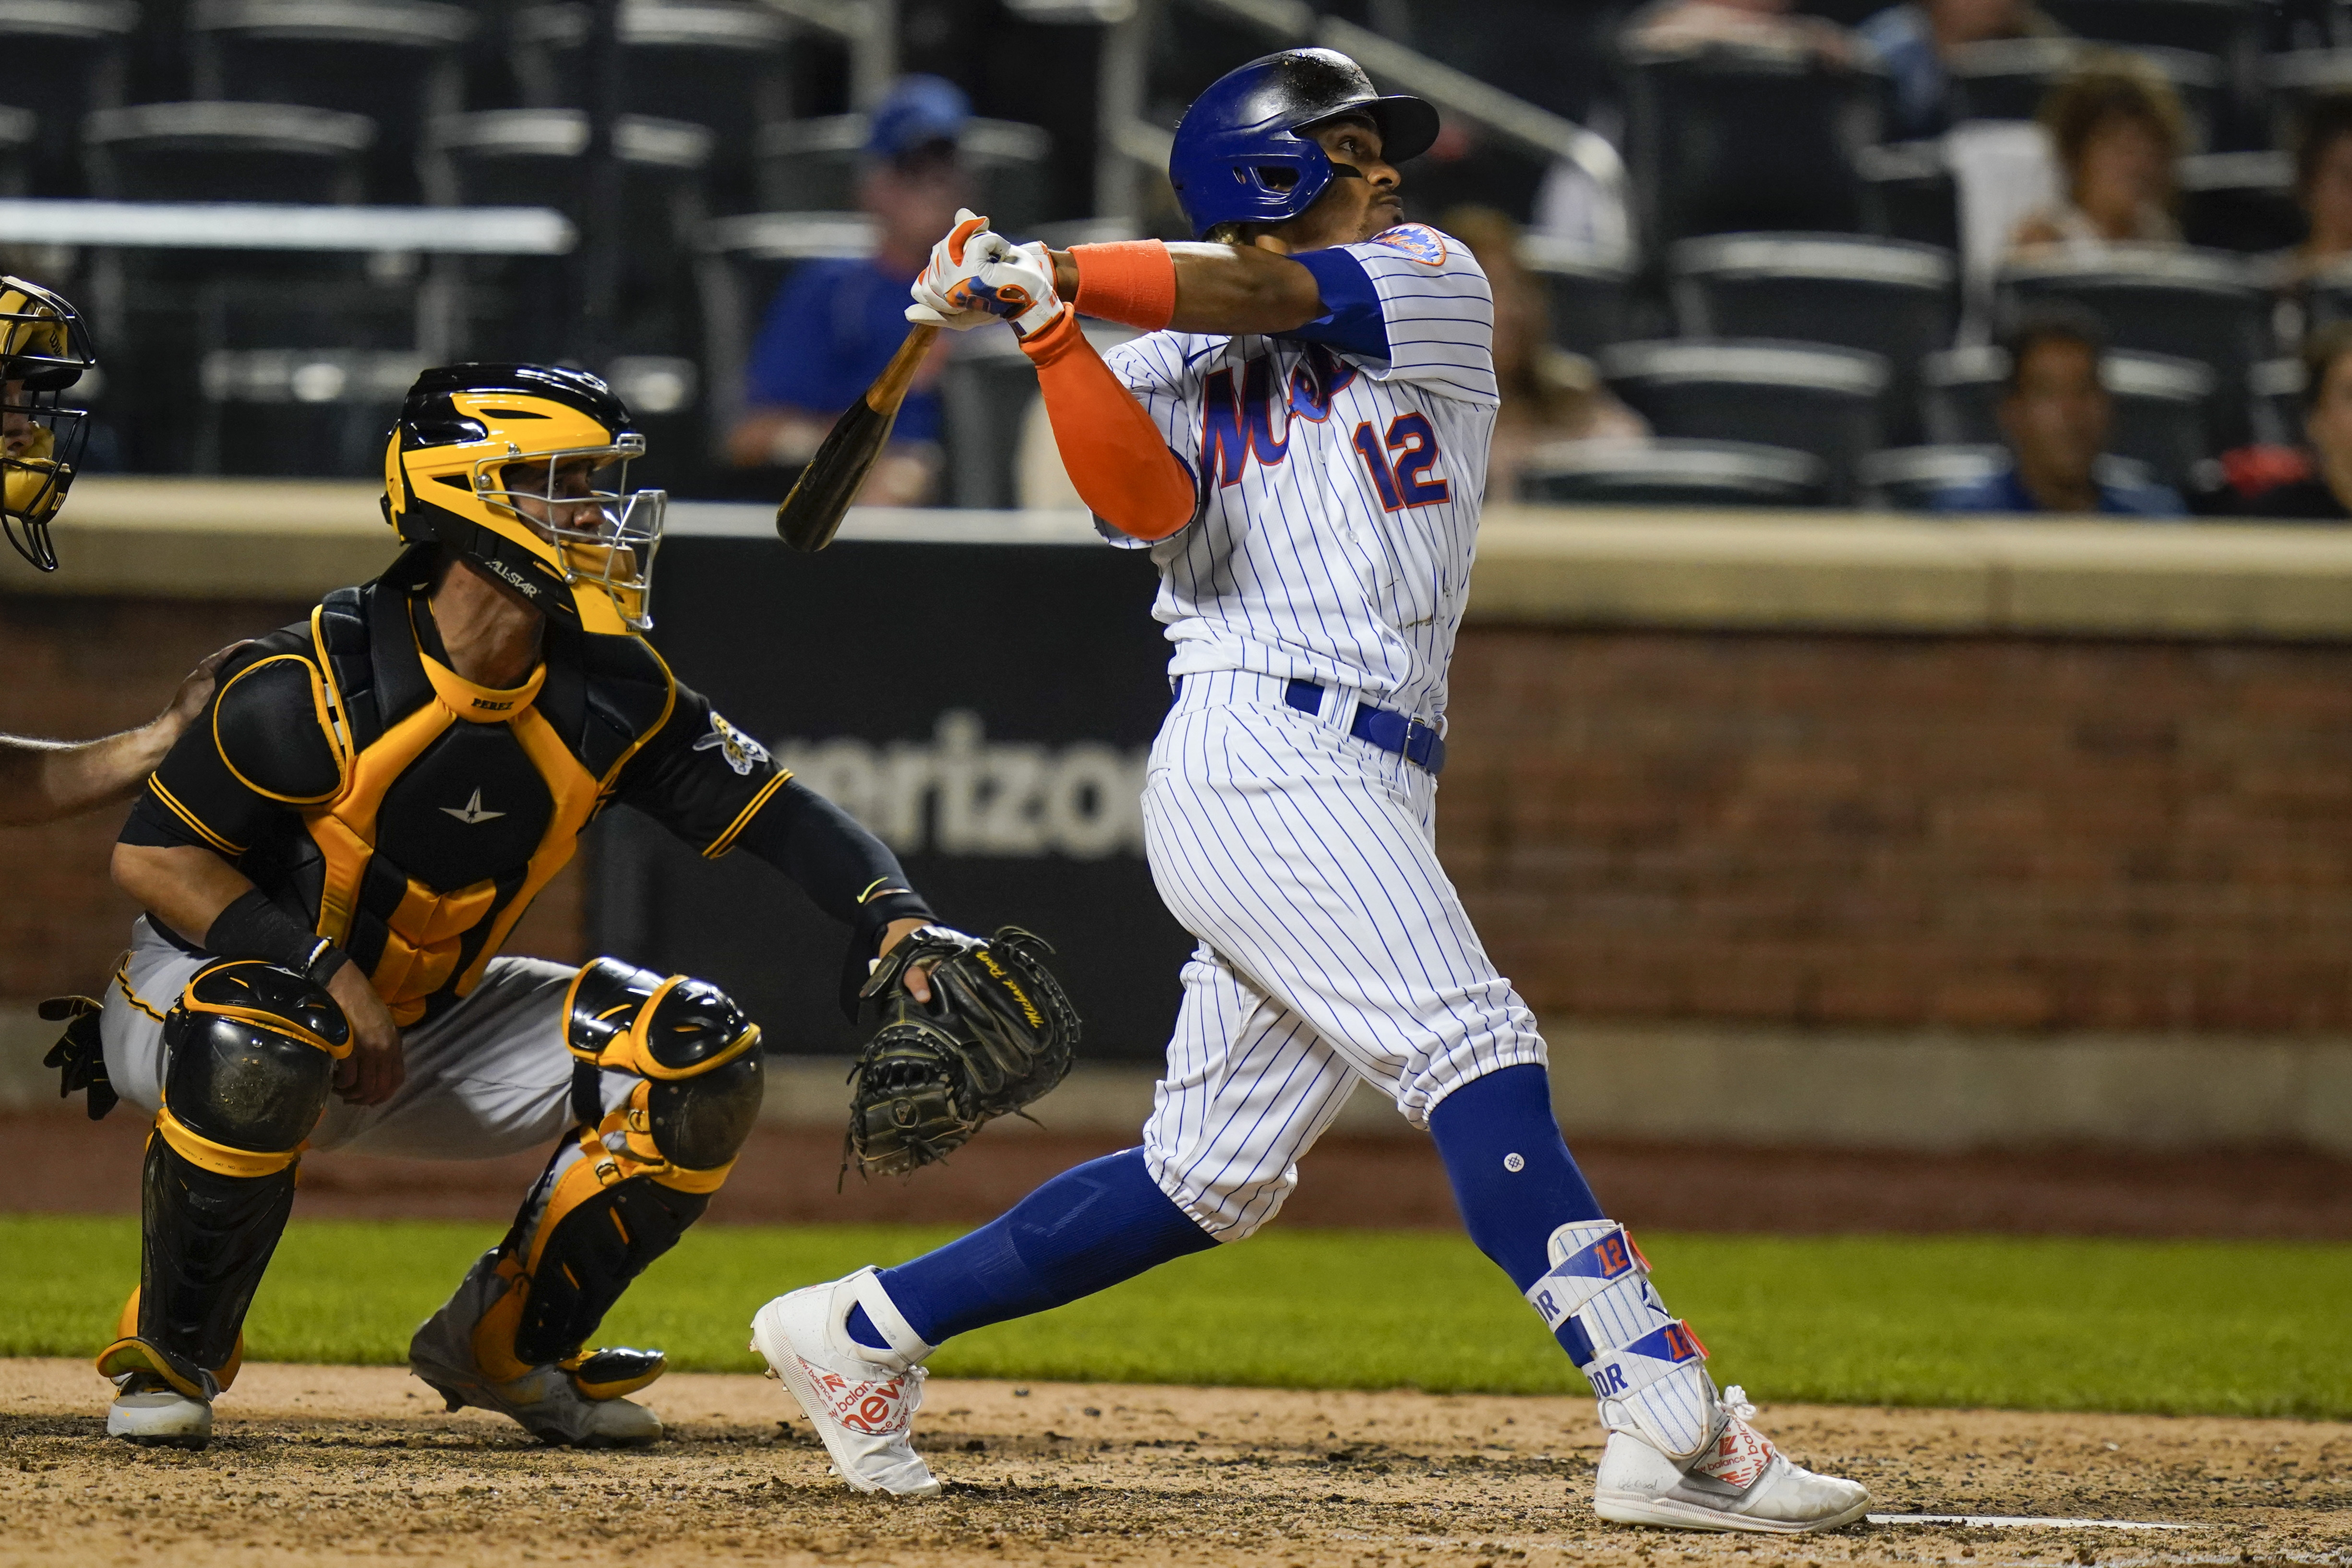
[726,75,972,504]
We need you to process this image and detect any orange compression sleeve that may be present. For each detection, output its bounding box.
[1020,310,1196,541]
[1068,240,1178,332]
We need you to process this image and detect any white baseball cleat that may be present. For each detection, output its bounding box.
[750,1269,939,1497]
[1593,1387,1870,1534]
[106,1375,213,1449]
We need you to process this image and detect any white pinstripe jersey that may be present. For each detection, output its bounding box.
[1101,223,1498,727]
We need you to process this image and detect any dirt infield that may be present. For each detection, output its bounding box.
[11,1109,2352,1238]
[0,1359,2343,1568]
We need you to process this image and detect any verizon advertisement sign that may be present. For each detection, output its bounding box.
[590,525,1190,1062]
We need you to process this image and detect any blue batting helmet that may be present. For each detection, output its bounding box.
[1167,48,1440,240]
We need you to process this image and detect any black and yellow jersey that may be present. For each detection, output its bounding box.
[123,569,929,1026]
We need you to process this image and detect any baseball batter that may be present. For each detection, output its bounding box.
[72,362,946,1452]
[752,49,1870,1534]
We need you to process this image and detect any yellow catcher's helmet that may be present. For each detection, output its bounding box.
[384,363,665,635]
[1,276,97,573]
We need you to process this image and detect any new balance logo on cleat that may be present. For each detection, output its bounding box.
[1694,1418,1778,1492]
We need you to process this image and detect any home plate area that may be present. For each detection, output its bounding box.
[0,1361,2344,1568]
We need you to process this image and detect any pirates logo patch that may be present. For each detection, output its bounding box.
[693,713,770,776]
[1370,223,1448,265]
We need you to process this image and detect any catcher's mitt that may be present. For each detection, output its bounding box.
[845,925,1078,1180]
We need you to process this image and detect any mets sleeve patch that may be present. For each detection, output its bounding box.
[1370,223,1449,265]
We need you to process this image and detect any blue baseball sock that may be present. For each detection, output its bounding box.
[1427,1063,1606,1365]
[846,1148,1216,1351]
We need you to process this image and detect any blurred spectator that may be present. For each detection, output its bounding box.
[1623,0,1855,67]
[725,75,966,505]
[1442,206,1647,500]
[1858,0,2064,141]
[2275,95,2352,289]
[2232,323,2352,520]
[1933,307,2186,515]
[2010,54,2186,256]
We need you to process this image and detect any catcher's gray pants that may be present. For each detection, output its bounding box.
[1137,672,1549,1243]
[100,915,637,1159]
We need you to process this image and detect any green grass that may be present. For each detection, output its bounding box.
[10,1216,2349,1421]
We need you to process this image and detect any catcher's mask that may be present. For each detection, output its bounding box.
[0,276,97,574]
[383,362,665,634]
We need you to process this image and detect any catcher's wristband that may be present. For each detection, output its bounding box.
[1069,240,1177,332]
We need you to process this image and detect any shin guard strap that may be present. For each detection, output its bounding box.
[156,1106,300,1178]
[1522,1223,1646,1333]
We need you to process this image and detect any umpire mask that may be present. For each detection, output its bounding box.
[0,277,97,574]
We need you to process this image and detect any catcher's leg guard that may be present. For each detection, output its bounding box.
[98,961,347,1444]
[412,959,761,1444]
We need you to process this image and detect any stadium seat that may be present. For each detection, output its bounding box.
[1861,442,2170,510]
[0,105,30,197]
[1944,38,2224,143]
[1858,141,1960,252]
[2179,150,2304,254]
[756,115,1056,235]
[84,101,375,204]
[425,108,713,361]
[1518,438,1830,508]
[2269,48,2352,149]
[1619,42,1885,248]
[197,346,431,477]
[1599,339,1890,503]
[510,0,792,213]
[2249,356,2307,448]
[1668,232,1956,444]
[1518,235,1640,355]
[190,0,476,205]
[0,0,134,196]
[1996,247,2267,443]
[1922,344,2216,492]
[2038,0,2263,58]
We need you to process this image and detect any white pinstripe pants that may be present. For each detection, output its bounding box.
[1139,669,1548,1239]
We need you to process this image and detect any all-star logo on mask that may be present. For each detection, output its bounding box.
[441,788,506,825]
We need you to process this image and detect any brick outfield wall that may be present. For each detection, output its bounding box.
[6,595,2352,1035]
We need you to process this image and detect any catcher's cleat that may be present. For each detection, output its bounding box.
[410,1292,663,1448]
[1592,1387,1870,1534]
[106,1373,213,1450]
[750,1270,939,1497]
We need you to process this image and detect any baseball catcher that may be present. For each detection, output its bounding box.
[1,275,242,826]
[70,362,968,1452]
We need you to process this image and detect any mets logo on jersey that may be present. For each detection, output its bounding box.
[1371,223,1448,265]
[693,713,770,776]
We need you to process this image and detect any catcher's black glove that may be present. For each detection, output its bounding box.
[844,925,1078,1180]
[41,994,117,1121]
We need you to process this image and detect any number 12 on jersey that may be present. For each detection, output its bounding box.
[1351,413,1450,512]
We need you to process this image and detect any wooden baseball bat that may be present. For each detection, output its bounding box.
[773,322,940,552]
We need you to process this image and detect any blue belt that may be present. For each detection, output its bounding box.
[1286,678,1447,774]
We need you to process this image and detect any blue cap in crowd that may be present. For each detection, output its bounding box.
[867,74,972,160]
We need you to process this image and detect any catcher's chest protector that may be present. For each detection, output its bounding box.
[279,583,675,1023]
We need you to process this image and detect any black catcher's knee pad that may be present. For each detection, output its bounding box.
[564,957,764,1172]
[160,959,349,1159]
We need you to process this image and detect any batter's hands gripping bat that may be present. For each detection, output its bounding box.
[772,321,939,552]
